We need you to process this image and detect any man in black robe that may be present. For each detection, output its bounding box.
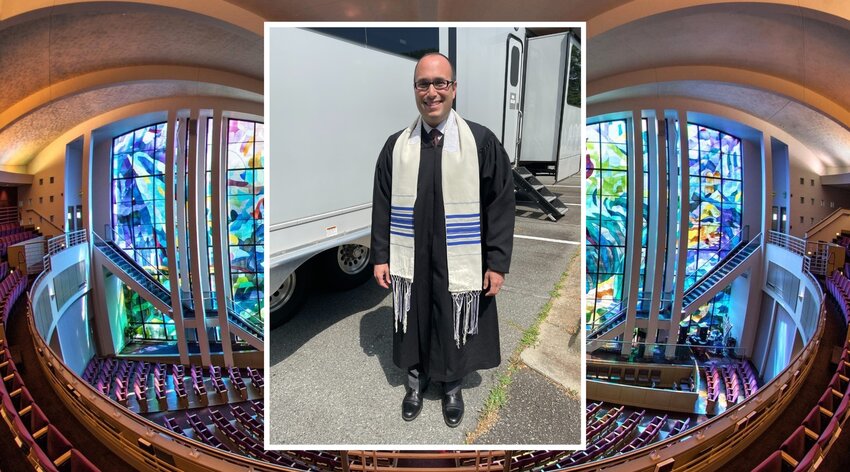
[370,52,515,427]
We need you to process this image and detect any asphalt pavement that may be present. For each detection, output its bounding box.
[268,174,583,446]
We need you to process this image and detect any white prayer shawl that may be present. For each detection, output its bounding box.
[389,110,483,347]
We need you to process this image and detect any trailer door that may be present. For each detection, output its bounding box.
[503,35,523,164]
[557,35,582,182]
[520,32,574,177]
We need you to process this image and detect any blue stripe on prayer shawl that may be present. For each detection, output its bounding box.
[446,213,480,219]
[390,216,414,224]
[447,239,481,246]
[391,205,414,211]
[390,222,414,229]
[390,230,414,238]
[446,222,479,227]
[446,228,481,236]
[447,233,479,239]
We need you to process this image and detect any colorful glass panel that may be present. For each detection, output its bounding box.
[586,120,629,329]
[685,123,743,290]
[226,119,265,326]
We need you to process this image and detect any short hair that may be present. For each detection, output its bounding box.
[414,52,455,81]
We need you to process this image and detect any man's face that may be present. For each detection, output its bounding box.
[413,55,456,127]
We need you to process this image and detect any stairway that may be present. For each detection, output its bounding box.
[93,238,263,349]
[513,166,568,221]
[680,236,761,313]
[587,308,627,352]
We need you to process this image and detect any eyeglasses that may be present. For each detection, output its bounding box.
[414,79,455,91]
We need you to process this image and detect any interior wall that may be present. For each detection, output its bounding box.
[789,156,850,235]
[18,156,66,237]
[741,138,762,238]
[751,293,775,376]
[65,137,84,231]
[771,138,790,232]
[764,304,795,381]
[56,295,95,375]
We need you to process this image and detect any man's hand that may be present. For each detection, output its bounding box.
[374,263,392,289]
[483,269,505,296]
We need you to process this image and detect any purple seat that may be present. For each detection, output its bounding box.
[780,425,815,464]
[751,450,789,472]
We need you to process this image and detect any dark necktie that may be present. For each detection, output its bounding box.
[429,128,442,146]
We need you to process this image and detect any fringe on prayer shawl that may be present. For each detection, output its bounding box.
[391,275,412,333]
[452,291,481,348]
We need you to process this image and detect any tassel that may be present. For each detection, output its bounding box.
[391,275,412,333]
[452,291,481,348]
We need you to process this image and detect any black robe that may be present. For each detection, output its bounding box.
[370,120,515,383]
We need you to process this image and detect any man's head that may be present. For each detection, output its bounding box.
[413,52,456,127]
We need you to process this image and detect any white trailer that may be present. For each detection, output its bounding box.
[267,26,581,327]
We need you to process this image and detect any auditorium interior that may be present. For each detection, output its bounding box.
[2,1,850,471]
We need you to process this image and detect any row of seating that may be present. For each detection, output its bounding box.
[82,357,263,410]
[0,341,99,471]
[587,405,623,442]
[508,407,694,471]
[705,364,722,412]
[247,366,263,389]
[753,340,850,471]
[737,360,759,398]
[164,407,309,468]
[1,270,26,324]
[825,270,850,322]
[0,230,36,257]
[561,410,644,465]
[587,365,663,387]
[620,414,667,453]
[0,223,28,236]
[721,363,743,405]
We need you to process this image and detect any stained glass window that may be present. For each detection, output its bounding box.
[685,124,743,289]
[112,123,169,282]
[637,118,650,314]
[226,119,265,326]
[586,120,628,329]
[111,123,175,341]
[681,285,732,348]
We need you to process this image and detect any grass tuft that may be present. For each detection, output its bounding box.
[466,254,578,444]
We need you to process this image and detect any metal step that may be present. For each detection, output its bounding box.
[512,166,568,221]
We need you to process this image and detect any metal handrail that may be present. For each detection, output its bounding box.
[103,225,170,285]
[23,208,65,233]
[46,229,87,256]
[683,225,749,293]
[768,230,807,256]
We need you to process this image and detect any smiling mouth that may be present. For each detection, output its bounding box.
[424,101,442,110]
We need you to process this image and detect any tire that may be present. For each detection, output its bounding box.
[317,244,372,290]
[269,265,312,329]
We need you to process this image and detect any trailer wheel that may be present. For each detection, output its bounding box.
[318,244,372,290]
[270,266,312,329]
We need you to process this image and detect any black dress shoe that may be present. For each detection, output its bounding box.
[442,391,464,427]
[402,387,425,421]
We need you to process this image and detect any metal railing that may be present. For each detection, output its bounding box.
[103,225,171,287]
[43,230,87,273]
[683,226,749,293]
[23,208,65,233]
[768,230,806,256]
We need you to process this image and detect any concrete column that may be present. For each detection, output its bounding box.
[165,109,189,366]
[668,110,691,358]
[186,111,212,367]
[210,111,234,367]
[623,110,643,356]
[175,114,192,292]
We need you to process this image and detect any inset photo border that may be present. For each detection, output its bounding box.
[265,22,586,450]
